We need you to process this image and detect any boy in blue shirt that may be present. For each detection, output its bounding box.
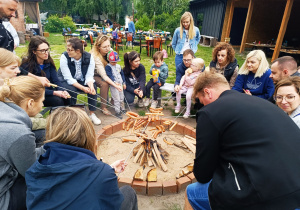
[144,51,168,108]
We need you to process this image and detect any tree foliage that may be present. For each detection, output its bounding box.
[44,15,76,33]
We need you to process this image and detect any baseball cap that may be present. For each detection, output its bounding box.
[107,50,121,62]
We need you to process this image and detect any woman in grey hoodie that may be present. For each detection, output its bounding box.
[0,76,45,210]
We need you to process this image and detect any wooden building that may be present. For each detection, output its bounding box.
[10,0,43,35]
[190,0,300,61]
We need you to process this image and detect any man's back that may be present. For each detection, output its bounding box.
[194,90,300,210]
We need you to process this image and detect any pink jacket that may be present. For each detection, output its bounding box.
[179,71,201,88]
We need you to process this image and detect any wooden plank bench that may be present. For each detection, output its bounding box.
[199,35,217,47]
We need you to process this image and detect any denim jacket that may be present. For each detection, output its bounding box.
[172,26,200,55]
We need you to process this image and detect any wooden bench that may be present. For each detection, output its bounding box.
[199,35,217,47]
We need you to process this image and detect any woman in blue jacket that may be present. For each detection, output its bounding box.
[21,36,70,107]
[232,50,274,99]
[172,12,201,68]
[26,107,138,210]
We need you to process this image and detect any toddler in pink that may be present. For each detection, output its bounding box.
[175,58,204,118]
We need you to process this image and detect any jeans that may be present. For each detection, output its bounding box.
[145,78,164,100]
[186,181,212,210]
[175,54,183,69]
[8,175,27,210]
[60,80,97,111]
[44,95,70,107]
[120,185,138,210]
[124,89,144,104]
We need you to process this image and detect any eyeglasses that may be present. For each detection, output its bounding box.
[274,95,296,102]
[36,48,51,54]
[183,59,192,63]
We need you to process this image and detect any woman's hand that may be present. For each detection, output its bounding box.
[87,81,96,95]
[114,83,123,92]
[81,86,91,94]
[134,87,140,95]
[54,91,70,99]
[174,85,180,92]
[110,159,128,173]
[123,84,126,90]
[138,90,143,98]
[243,89,252,95]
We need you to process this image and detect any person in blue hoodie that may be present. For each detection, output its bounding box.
[232,50,274,99]
[26,107,138,210]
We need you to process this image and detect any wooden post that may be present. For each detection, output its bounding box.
[272,0,294,61]
[239,0,254,53]
[225,0,235,39]
[36,2,43,36]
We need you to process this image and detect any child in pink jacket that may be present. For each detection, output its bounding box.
[175,58,204,118]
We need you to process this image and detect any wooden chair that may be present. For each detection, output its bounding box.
[150,37,162,57]
[167,37,173,55]
[139,35,148,54]
[89,34,94,48]
[126,33,133,49]
[116,37,125,54]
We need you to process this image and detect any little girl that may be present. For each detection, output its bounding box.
[175,58,204,118]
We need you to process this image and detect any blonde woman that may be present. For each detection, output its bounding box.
[172,12,201,68]
[0,76,45,210]
[232,50,274,99]
[91,35,122,115]
[0,48,20,80]
[26,107,138,210]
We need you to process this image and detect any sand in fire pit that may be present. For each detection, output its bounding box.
[97,127,195,181]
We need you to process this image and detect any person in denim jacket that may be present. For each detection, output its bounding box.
[172,12,201,68]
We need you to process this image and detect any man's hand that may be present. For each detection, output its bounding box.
[174,85,180,92]
[36,76,50,87]
[87,81,96,95]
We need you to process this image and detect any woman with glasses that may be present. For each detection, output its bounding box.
[274,77,300,128]
[172,12,200,68]
[209,42,239,88]
[232,50,274,99]
[58,37,101,125]
[91,35,121,115]
[21,36,70,107]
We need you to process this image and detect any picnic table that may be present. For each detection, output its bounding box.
[270,48,300,55]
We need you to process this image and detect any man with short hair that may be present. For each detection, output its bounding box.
[185,72,300,210]
[270,56,300,84]
[174,49,194,92]
[104,19,113,29]
[0,0,18,51]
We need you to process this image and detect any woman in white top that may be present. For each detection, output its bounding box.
[58,38,101,125]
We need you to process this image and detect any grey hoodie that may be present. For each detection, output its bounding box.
[0,102,44,210]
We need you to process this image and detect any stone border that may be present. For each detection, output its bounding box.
[96,118,196,196]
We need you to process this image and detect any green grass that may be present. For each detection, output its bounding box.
[15,33,250,106]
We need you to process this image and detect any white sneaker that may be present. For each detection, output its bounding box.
[175,106,180,113]
[183,112,189,119]
[90,113,101,125]
[150,100,158,109]
[138,98,144,108]
[144,98,150,107]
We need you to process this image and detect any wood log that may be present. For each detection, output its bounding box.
[151,148,161,168]
[133,144,142,156]
[147,168,157,182]
[182,137,196,153]
[147,153,153,167]
[185,135,196,145]
[133,146,144,163]
[153,142,168,172]
[133,166,144,181]
[139,151,147,165]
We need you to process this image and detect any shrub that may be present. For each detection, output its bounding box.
[135,14,151,31]
[44,15,76,33]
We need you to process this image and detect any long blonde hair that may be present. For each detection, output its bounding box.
[180,12,196,40]
[238,50,269,78]
[0,48,20,67]
[90,35,110,66]
[45,107,96,154]
[0,76,44,106]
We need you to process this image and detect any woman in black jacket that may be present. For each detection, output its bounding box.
[21,36,70,107]
[123,51,146,107]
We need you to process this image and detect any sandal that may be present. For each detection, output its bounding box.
[101,108,112,115]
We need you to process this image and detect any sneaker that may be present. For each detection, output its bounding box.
[138,98,144,108]
[121,109,126,114]
[150,100,158,109]
[175,106,181,113]
[90,113,101,125]
[144,98,150,107]
[116,112,123,119]
[183,112,189,119]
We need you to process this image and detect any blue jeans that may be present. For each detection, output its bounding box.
[175,54,183,69]
[186,181,212,210]
[124,89,144,104]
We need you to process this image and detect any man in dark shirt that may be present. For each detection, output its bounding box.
[0,0,18,51]
[104,19,113,29]
[185,72,300,210]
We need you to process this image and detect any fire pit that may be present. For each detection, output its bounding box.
[96,110,197,196]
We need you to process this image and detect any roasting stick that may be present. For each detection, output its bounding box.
[118,119,152,177]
